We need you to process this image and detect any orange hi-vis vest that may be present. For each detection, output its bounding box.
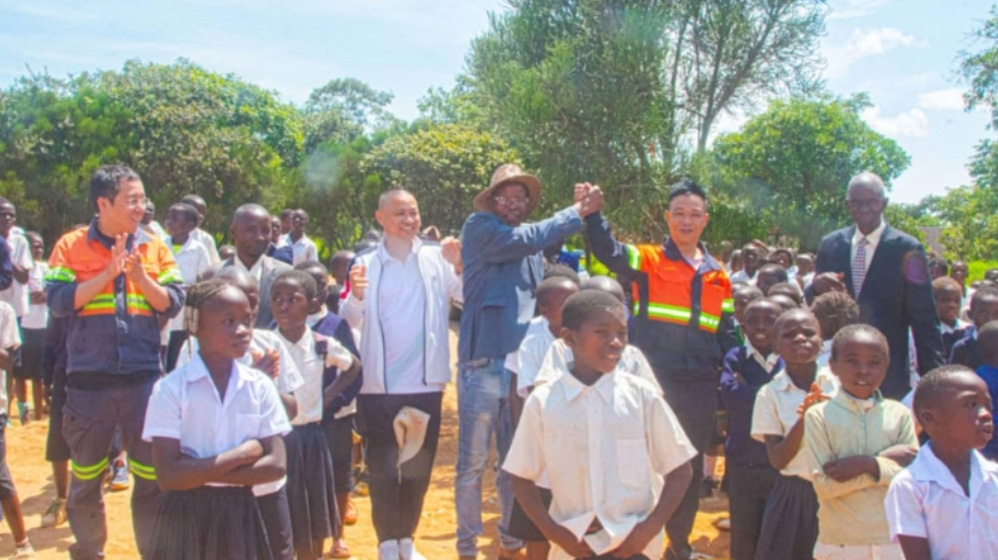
[625,243,734,333]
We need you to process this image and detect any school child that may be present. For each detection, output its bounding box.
[732,285,765,345]
[884,365,998,559]
[295,260,363,560]
[505,276,579,560]
[0,200,33,422]
[769,293,800,313]
[950,287,998,370]
[973,321,998,461]
[0,300,33,558]
[811,291,860,368]
[271,270,361,560]
[176,266,304,560]
[286,210,318,265]
[933,277,972,359]
[751,308,838,560]
[803,324,918,559]
[181,193,221,264]
[755,264,789,297]
[15,232,46,422]
[326,250,354,314]
[143,280,290,560]
[504,291,697,560]
[164,202,213,371]
[719,298,783,560]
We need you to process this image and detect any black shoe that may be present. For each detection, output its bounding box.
[700,476,717,498]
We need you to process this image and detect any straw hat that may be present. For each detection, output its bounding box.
[473,163,542,214]
[393,406,431,467]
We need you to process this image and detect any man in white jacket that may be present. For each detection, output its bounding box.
[340,189,462,560]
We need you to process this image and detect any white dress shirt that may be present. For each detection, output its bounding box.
[191,228,220,264]
[532,341,662,396]
[0,233,32,317]
[729,269,755,285]
[514,319,555,396]
[885,443,998,559]
[505,316,547,373]
[503,371,696,560]
[142,355,292,494]
[286,234,318,265]
[21,262,48,330]
[850,219,887,271]
[233,254,265,285]
[176,330,305,397]
[278,326,353,425]
[165,236,213,333]
[377,243,439,394]
[751,367,839,478]
[0,302,20,412]
[309,307,357,419]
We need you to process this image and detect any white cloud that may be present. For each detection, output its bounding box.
[826,27,921,78]
[861,106,929,138]
[918,88,966,111]
[828,0,893,20]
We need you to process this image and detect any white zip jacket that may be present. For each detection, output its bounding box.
[340,238,463,394]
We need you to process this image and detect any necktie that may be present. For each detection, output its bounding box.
[852,237,868,299]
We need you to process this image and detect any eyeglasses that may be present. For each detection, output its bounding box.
[493,196,530,208]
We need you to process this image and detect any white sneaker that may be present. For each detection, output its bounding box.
[398,538,425,560]
[378,539,399,560]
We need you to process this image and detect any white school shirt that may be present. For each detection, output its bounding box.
[286,234,318,265]
[21,262,48,330]
[308,307,357,419]
[165,236,213,333]
[514,320,555,396]
[745,339,781,371]
[0,233,32,317]
[751,367,839,478]
[278,326,352,425]
[817,339,833,369]
[191,228,220,264]
[503,371,696,560]
[176,330,305,397]
[885,443,998,560]
[505,316,547,373]
[0,302,20,412]
[532,341,662,397]
[142,355,292,494]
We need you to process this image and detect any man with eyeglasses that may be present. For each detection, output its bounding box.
[455,164,603,560]
[812,171,944,399]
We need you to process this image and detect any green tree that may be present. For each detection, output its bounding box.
[361,123,520,235]
[712,95,911,249]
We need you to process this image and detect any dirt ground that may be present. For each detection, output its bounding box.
[0,326,732,559]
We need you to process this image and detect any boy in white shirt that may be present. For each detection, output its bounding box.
[0,201,32,422]
[885,365,998,560]
[15,232,47,423]
[164,202,213,371]
[504,291,695,560]
[287,210,318,265]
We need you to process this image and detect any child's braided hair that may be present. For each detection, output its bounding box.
[183,278,237,336]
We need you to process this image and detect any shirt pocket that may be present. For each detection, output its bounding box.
[616,438,651,488]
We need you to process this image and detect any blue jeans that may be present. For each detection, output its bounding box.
[455,358,523,556]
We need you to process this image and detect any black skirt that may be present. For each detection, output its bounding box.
[754,474,819,560]
[285,423,339,550]
[13,328,44,380]
[150,485,272,560]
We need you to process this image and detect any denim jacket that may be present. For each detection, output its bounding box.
[458,207,582,363]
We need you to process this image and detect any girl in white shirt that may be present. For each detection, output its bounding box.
[143,280,291,560]
[271,271,359,560]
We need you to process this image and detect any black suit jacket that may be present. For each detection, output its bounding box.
[207,255,292,329]
[814,224,944,399]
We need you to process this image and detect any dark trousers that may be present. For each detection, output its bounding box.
[658,377,717,558]
[322,413,355,494]
[727,464,777,560]
[63,377,161,560]
[356,392,442,542]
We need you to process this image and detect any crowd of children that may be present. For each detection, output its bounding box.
[0,163,993,560]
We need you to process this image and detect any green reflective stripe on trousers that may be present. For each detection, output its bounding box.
[45,267,77,283]
[625,244,641,270]
[71,458,109,480]
[129,459,157,481]
[157,268,183,284]
[646,303,692,322]
[721,299,735,313]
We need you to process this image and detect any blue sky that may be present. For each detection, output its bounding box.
[0,0,992,203]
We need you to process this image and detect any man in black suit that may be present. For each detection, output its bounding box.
[813,172,944,399]
[207,203,292,328]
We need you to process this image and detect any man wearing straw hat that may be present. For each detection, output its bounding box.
[456,164,604,559]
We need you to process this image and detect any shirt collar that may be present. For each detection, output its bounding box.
[376,236,422,264]
[832,387,882,413]
[908,442,998,497]
[852,220,887,246]
[88,217,147,250]
[234,254,264,278]
[166,235,194,253]
[182,352,245,399]
[770,367,838,394]
[308,306,329,325]
[286,233,310,246]
[282,325,316,353]
[744,340,779,370]
[559,369,616,404]
[663,238,722,272]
